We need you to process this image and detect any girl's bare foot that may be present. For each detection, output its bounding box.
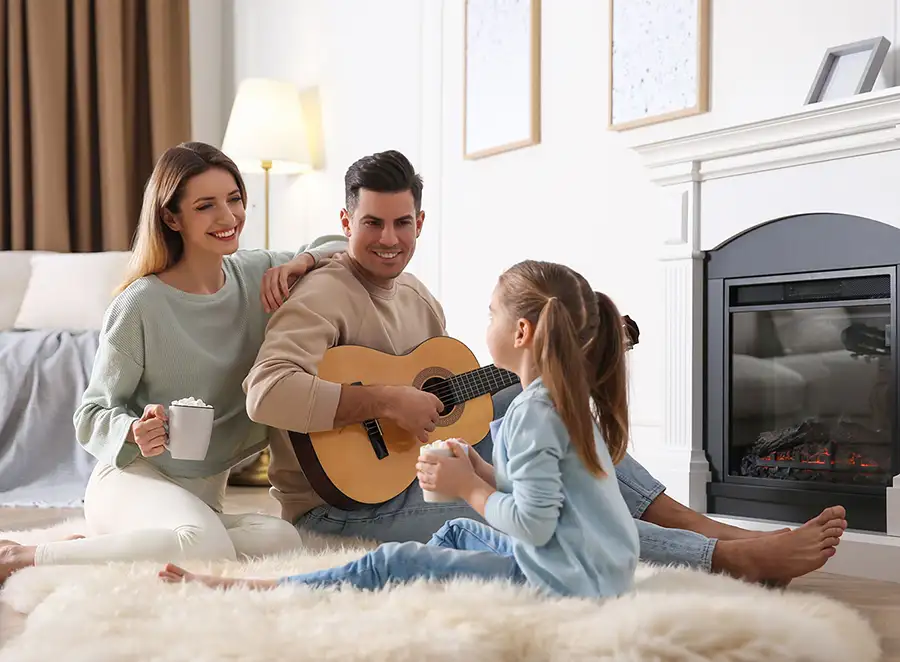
[157,563,278,590]
[0,541,36,584]
[158,563,239,589]
[713,506,847,584]
[63,534,86,541]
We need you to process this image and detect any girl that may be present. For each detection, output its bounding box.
[159,260,641,599]
[0,142,347,579]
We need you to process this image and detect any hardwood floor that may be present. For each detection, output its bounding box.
[789,572,900,659]
[1,488,897,659]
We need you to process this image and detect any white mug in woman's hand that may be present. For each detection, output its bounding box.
[166,398,215,461]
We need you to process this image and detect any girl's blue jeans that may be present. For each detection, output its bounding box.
[281,517,526,591]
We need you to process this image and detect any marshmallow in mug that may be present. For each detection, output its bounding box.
[170,397,212,408]
[420,438,469,455]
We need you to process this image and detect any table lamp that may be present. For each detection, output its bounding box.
[221,78,313,249]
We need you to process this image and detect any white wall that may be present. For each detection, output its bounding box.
[217,0,896,468]
[189,0,235,147]
[435,0,664,440]
[223,0,441,278]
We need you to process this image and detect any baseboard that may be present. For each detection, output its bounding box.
[711,514,900,584]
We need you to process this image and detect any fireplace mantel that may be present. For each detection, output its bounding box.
[630,86,900,185]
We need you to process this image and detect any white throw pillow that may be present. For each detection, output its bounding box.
[0,251,53,330]
[14,252,132,331]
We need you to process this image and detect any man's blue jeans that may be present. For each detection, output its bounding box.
[296,385,716,571]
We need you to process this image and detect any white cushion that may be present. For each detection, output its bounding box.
[0,251,53,330]
[13,252,132,331]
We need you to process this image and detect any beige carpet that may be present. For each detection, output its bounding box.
[0,518,882,662]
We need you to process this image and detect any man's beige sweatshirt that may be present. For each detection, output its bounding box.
[243,252,446,521]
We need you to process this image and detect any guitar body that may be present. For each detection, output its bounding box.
[289,336,512,510]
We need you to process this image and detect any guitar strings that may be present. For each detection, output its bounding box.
[361,368,518,428]
[420,367,517,402]
[361,368,518,445]
[423,368,511,399]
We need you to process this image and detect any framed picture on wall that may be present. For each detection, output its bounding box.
[608,0,710,131]
[464,0,541,159]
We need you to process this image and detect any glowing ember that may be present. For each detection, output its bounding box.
[737,418,891,485]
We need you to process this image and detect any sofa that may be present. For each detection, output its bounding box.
[0,250,132,506]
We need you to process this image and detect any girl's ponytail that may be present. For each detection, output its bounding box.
[533,296,603,475]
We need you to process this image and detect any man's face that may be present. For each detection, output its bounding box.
[340,188,424,284]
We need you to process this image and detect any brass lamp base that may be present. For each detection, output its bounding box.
[228,448,272,487]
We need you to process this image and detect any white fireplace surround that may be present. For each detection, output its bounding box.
[629,87,900,582]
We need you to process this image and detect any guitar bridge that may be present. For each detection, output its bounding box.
[353,382,389,460]
[364,419,389,460]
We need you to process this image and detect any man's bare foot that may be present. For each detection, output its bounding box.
[63,534,85,541]
[0,541,36,584]
[715,526,791,541]
[157,563,278,590]
[712,506,847,584]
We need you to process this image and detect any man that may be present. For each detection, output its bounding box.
[243,150,468,544]
[244,150,845,584]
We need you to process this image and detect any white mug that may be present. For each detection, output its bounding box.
[166,404,215,461]
[419,442,469,503]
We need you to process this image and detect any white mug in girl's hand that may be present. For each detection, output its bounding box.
[419,439,469,503]
[166,399,215,461]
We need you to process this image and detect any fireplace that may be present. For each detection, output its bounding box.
[705,213,900,533]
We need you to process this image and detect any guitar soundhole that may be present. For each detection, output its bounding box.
[422,376,455,417]
[414,367,465,426]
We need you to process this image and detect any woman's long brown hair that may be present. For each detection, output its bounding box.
[116,142,247,295]
[498,261,630,475]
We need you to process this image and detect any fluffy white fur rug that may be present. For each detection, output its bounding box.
[0,518,882,662]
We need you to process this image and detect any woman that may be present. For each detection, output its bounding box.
[0,142,347,580]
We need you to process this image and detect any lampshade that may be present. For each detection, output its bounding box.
[221,78,313,174]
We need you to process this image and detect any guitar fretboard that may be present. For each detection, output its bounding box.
[423,365,519,407]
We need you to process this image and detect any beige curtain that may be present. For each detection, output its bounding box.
[0,0,191,252]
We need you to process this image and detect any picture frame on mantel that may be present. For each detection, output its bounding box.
[464,0,541,160]
[804,37,891,105]
[608,0,710,131]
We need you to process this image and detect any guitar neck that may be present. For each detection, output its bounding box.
[430,365,520,406]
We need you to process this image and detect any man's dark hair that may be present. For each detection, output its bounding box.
[344,150,424,214]
[623,314,639,347]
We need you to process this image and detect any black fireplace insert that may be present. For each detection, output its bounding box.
[705,213,900,532]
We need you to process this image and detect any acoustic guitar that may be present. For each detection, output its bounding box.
[288,336,520,509]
